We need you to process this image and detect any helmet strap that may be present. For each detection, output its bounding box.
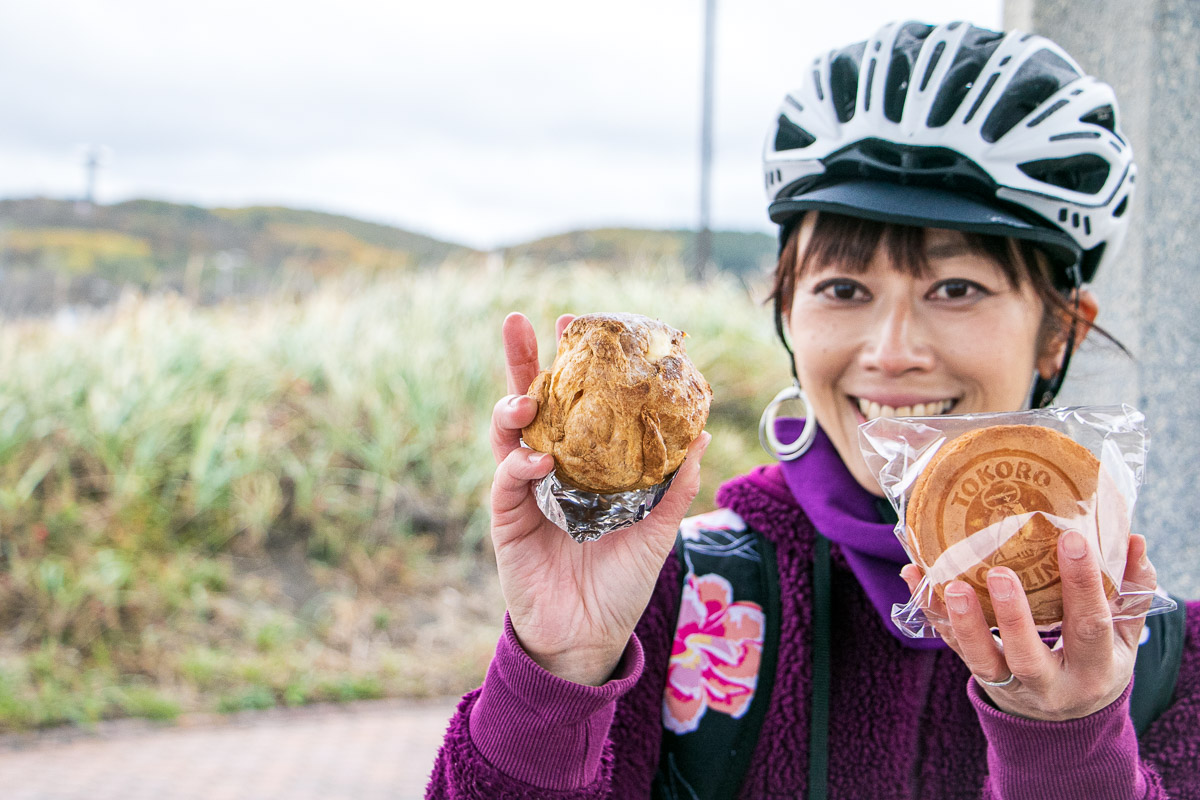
[774,218,804,386]
[774,285,802,386]
[1030,264,1083,408]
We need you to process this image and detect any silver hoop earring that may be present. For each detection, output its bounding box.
[758,383,816,461]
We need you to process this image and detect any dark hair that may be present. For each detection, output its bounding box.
[768,212,1127,366]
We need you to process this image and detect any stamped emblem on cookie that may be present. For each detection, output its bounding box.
[907,425,1113,626]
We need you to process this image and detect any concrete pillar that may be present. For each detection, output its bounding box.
[1005,0,1200,597]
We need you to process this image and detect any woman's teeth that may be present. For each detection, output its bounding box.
[856,398,954,420]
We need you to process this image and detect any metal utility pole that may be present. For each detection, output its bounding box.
[696,0,716,281]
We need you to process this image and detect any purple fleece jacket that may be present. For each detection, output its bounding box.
[426,466,1200,799]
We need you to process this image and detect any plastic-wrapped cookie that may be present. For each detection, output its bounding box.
[906,424,1123,626]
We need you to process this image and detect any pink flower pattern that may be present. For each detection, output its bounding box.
[663,571,764,734]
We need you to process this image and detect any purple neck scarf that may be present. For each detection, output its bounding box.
[775,418,946,650]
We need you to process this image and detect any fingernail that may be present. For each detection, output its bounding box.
[988,571,1014,601]
[1062,529,1087,560]
[946,589,969,615]
[528,451,547,465]
[507,394,523,408]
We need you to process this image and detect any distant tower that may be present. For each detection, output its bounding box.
[77,145,110,214]
[83,146,103,205]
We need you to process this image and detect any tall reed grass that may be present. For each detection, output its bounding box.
[0,261,790,729]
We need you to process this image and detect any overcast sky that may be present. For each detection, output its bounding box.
[0,1,1001,250]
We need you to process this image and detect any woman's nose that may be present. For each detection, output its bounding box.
[859,304,935,375]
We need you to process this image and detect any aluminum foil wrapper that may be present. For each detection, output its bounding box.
[534,469,677,543]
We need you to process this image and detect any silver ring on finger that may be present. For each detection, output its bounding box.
[976,672,1017,688]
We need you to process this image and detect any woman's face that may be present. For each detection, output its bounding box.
[787,214,1065,495]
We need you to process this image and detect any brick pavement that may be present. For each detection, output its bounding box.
[0,696,460,800]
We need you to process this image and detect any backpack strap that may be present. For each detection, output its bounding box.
[1130,595,1186,736]
[654,513,781,800]
[807,533,832,800]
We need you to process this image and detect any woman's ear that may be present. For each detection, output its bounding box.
[1036,288,1100,379]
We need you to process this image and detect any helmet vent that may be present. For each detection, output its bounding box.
[884,58,909,122]
[884,23,934,122]
[864,59,877,111]
[1026,99,1069,127]
[1080,105,1116,132]
[925,26,1004,128]
[980,48,1079,142]
[813,69,825,101]
[963,72,1000,123]
[1113,196,1129,217]
[919,41,946,91]
[847,139,973,178]
[775,115,817,151]
[830,42,867,123]
[1050,131,1101,141]
[1017,154,1111,195]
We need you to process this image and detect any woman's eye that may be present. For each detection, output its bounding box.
[929,280,987,301]
[817,280,868,301]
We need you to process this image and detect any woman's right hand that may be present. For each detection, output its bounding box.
[489,312,710,686]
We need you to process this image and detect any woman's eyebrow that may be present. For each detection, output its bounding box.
[925,241,973,260]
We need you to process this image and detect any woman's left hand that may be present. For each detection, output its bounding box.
[901,531,1158,721]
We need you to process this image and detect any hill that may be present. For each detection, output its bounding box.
[0,197,777,316]
[503,227,775,279]
[0,198,480,315]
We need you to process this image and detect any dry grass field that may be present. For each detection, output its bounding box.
[0,260,788,730]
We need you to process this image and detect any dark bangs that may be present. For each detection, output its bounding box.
[771,213,1034,316]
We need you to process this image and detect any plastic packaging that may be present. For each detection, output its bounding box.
[858,405,1176,639]
[533,468,676,543]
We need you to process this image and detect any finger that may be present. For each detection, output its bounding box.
[490,448,556,536]
[490,394,539,464]
[1058,529,1117,675]
[1115,534,1156,646]
[1120,534,1157,592]
[503,312,542,396]
[899,564,941,620]
[943,579,1010,682]
[900,563,922,595]
[900,565,960,649]
[555,314,575,340]
[613,432,712,569]
[640,432,711,534]
[985,568,1054,685]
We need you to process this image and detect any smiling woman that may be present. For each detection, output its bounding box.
[427,19,1200,800]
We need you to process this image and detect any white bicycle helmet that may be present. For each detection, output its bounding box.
[763,20,1136,288]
